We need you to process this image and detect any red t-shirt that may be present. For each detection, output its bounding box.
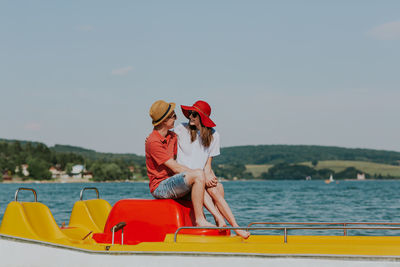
[145,130,177,193]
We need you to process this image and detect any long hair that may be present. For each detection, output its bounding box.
[189,121,213,148]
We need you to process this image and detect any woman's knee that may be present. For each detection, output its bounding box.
[185,169,205,184]
[216,183,224,196]
[207,186,223,200]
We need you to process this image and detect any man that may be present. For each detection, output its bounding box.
[145,100,214,227]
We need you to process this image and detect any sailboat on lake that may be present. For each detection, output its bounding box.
[325,174,334,184]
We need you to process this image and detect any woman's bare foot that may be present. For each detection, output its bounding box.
[235,229,250,239]
[214,216,227,228]
[196,219,216,228]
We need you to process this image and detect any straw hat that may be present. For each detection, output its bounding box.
[149,100,176,126]
[181,100,216,128]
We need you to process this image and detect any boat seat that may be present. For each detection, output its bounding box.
[68,199,112,234]
[0,201,70,242]
[92,199,230,245]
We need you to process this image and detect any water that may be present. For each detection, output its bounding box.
[1,180,400,236]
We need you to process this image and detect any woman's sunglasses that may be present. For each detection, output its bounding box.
[188,111,199,118]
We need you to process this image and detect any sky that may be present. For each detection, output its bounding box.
[1,1,399,155]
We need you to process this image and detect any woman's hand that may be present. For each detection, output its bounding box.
[205,170,218,188]
[204,157,218,188]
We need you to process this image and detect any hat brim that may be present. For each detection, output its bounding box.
[181,105,216,128]
[153,102,176,126]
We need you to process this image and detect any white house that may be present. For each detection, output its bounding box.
[71,165,85,178]
[15,164,29,177]
[357,173,366,180]
[49,166,68,179]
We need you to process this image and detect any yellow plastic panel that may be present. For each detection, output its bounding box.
[22,202,67,240]
[0,201,70,242]
[0,202,40,239]
[68,199,111,233]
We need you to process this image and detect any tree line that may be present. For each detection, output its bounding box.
[259,163,370,180]
[2,140,400,181]
[0,141,146,181]
[213,162,397,180]
[214,145,400,166]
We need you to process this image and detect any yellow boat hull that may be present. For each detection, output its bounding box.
[2,188,400,266]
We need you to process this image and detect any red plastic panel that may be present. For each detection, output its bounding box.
[92,199,229,244]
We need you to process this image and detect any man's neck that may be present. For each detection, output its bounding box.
[155,126,169,137]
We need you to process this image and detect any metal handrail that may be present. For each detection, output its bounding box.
[14,188,37,202]
[80,187,100,200]
[247,222,400,236]
[173,225,400,243]
[111,222,127,246]
[173,226,254,242]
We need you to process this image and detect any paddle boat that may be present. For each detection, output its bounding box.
[1,187,400,267]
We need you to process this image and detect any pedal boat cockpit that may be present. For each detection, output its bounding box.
[2,187,400,267]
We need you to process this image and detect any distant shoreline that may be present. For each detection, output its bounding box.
[1,178,149,184]
[2,178,399,184]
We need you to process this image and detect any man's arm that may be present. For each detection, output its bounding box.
[164,158,191,174]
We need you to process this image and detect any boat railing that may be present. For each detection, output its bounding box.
[247,222,400,236]
[14,187,37,202]
[80,187,100,200]
[174,224,400,243]
[111,222,127,246]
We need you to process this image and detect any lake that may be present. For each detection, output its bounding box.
[1,180,400,236]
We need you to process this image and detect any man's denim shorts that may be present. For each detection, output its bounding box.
[151,173,191,199]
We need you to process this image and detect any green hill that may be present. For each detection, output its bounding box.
[0,139,147,181]
[51,144,145,164]
[0,140,146,165]
[301,160,400,178]
[215,145,400,166]
[246,161,400,178]
[0,138,43,146]
[3,137,400,180]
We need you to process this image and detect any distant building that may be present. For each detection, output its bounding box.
[83,171,93,179]
[49,166,68,179]
[128,166,135,173]
[15,164,29,177]
[2,170,12,181]
[71,165,85,178]
[357,173,366,180]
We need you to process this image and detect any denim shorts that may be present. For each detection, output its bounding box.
[151,173,191,199]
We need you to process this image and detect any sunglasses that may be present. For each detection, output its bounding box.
[188,111,199,118]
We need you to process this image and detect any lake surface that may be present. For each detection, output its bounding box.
[1,180,400,236]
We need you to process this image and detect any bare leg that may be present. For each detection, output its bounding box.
[203,191,226,227]
[184,169,214,227]
[207,183,250,239]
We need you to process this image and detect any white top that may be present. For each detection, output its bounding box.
[174,123,220,169]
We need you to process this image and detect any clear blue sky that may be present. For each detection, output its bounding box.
[1,1,399,155]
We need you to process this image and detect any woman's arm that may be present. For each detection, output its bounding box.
[204,157,218,188]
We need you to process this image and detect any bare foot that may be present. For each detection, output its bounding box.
[196,219,216,228]
[214,216,227,228]
[235,229,250,239]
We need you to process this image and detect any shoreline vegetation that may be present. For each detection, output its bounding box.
[2,177,400,184]
[1,138,400,182]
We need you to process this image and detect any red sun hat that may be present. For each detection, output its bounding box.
[181,100,216,128]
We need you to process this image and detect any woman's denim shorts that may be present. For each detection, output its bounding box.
[151,172,191,199]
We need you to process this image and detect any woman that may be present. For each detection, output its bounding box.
[174,100,250,239]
